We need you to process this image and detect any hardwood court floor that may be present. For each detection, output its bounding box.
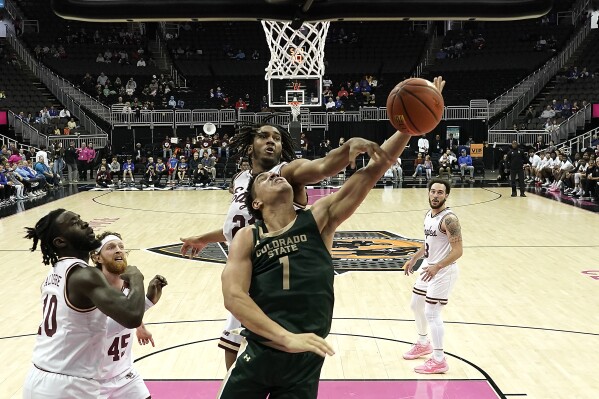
[1,186,598,398]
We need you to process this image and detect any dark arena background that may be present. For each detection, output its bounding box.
[1,1,599,398]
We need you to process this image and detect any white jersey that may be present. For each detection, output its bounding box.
[223,162,287,244]
[100,288,154,380]
[32,258,107,379]
[423,208,456,267]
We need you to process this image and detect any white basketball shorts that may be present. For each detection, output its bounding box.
[218,312,242,353]
[98,367,150,399]
[413,263,459,305]
[23,365,100,399]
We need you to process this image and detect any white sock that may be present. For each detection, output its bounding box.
[425,302,445,361]
[410,294,428,343]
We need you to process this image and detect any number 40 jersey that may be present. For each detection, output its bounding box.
[32,258,107,379]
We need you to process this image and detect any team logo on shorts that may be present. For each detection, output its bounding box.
[147,231,422,274]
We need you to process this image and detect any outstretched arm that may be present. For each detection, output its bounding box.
[180,228,226,258]
[310,136,400,245]
[281,137,384,185]
[312,76,445,245]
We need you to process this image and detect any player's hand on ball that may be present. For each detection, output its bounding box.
[282,333,335,358]
[147,275,168,304]
[433,76,446,93]
[136,324,155,347]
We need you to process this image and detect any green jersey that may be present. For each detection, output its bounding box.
[243,209,334,342]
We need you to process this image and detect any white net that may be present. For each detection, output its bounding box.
[261,20,330,79]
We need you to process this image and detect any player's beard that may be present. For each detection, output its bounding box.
[429,197,446,209]
[104,258,128,275]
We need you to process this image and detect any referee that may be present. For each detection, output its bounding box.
[505,140,529,197]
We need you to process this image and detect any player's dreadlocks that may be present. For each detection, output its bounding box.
[24,208,66,266]
[229,117,296,166]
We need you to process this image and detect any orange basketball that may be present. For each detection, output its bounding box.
[386,78,444,136]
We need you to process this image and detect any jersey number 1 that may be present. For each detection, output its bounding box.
[37,294,58,337]
[279,256,290,290]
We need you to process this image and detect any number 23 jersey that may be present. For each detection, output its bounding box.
[223,163,288,244]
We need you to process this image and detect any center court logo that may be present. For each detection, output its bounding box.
[147,231,422,274]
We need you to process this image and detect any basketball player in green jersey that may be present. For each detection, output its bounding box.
[217,75,445,399]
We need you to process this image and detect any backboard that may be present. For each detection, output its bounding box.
[269,77,322,108]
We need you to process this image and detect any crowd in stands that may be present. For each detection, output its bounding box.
[14,107,81,135]
[495,135,599,201]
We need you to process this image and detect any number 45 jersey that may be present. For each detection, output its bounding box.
[243,209,334,342]
[32,258,107,379]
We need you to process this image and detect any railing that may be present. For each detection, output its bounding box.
[488,103,592,145]
[488,130,549,146]
[0,133,25,152]
[46,135,108,149]
[413,25,438,78]
[8,111,108,149]
[5,23,112,127]
[110,103,489,130]
[557,103,592,140]
[8,111,46,148]
[489,19,591,129]
[4,0,22,21]
[555,127,597,155]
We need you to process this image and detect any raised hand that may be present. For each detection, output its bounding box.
[146,274,168,305]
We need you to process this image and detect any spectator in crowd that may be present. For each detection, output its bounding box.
[64,141,78,183]
[540,105,556,121]
[59,108,71,119]
[424,155,433,180]
[97,72,109,86]
[389,157,402,181]
[418,135,429,155]
[167,154,179,186]
[122,156,135,185]
[126,78,137,96]
[139,164,159,188]
[458,148,474,182]
[193,163,211,187]
[524,106,536,123]
[177,156,189,183]
[235,98,247,111]
[66,118,77,133]
[200,151,216,181]
[438,153,451,179]
[109,156,120,179]
[136,58,146,67]
[412,153,425,178]
[35,145,49,167]
[96,165,113,188]
[168,96,177,108]
[325,97,335,111]
[445,133,458,153]
[155,157,167,185]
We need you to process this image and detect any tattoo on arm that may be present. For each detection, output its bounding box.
[444,215,462,243]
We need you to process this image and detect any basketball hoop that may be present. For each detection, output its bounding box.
[262,20,330,79]
[289,101,301,122]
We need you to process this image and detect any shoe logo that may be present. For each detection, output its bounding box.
[243,354,251,362]
[148,231,422,274]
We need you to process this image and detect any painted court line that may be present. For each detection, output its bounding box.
[145,379,501,398]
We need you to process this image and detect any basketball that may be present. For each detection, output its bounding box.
[386,78,444,136]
